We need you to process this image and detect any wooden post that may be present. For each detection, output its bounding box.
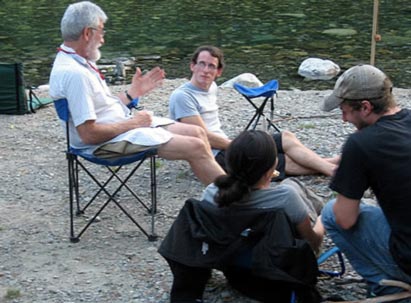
[370,0,379,65]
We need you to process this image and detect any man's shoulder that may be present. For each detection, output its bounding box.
[170,81,191,94]
[394,108,411,123]
[50,55,89,79]
[169,82,193,101]
[170,82,201,108]
[352,108,411,141]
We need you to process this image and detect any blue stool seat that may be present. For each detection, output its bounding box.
[69,146,157,166]
[233,79,280,132]
[233,79,279,99]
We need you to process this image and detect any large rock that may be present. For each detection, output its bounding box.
[298,58,340,81]
[219,73,264,88]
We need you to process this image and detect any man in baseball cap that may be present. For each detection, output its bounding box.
[320,64,411,297]
[322,64,393,112]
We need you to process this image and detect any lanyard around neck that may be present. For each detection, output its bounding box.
[57,47,105,81]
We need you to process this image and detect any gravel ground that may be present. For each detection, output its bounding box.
[1,79,410,303]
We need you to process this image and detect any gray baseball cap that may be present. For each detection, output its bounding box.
[322,64,390,111]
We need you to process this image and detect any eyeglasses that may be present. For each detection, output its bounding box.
[196,61,218,71]
[90,27,106,36]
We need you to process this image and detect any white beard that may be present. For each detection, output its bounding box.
[90,49,101,62]
[86,41,102,62]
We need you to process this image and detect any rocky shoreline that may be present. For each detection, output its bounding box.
[1,79,410,302]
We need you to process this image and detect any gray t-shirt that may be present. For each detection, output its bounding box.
[169,81,228,156]
[201,182,309,225]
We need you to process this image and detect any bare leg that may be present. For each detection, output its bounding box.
[165,122,213,154]
[158,123,225,185]
[284,155,318,176]
[281,130,337,177]
[325,155,341,165]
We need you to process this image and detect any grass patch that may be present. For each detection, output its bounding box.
[155,160,162,169]
[177,170,189,179]
[5,288,21,300]
[299,123,316,129]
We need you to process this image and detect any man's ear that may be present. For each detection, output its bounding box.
[83,27,92,41]
[361,100,374,115]
[216,68,224,78]
[189,62,196,73]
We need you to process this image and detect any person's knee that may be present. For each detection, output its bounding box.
[281,130,300,150]
[185,138,210,161]
[281,130,297,142]
[189,124,208,140]
[171,122,208,141]
[321,198,337,228]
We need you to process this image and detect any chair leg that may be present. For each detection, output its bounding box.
[244,96,281,132]
[243,94,281,132]
[245,112,259,130]
[148,155,158,241]
[244,97,269,130]
[97,164,157,241]
[105,160,158,241]
[74,197,114,240]
[68,155,80,243]
[68,155,158,242]
[268,95,281,132]
[72,159,82,215]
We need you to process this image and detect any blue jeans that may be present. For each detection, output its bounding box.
[321,199,411,296]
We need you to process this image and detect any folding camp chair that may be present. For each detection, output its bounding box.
[54,98,158,242]
[233,79,280,132]
[28,87,54,113]
[0,62,29,115]
[317,246,345,277]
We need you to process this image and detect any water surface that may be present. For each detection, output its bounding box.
[0,0,410,90]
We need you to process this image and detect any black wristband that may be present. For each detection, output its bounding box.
[125,90,133,102]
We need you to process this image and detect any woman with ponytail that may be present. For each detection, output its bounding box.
[160,130,325,302]
[202,130,324,254]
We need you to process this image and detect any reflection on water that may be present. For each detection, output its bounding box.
[0,0,410,90]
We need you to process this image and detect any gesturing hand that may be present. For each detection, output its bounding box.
[128,66,166,97]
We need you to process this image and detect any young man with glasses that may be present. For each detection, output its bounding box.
[169,45,338,179]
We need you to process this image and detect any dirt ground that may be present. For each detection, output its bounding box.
[1,81,410,302]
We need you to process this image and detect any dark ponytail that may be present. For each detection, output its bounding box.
[214,130,277,207]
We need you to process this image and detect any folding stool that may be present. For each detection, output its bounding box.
[233,79,280,132]
[54,98,158,242]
